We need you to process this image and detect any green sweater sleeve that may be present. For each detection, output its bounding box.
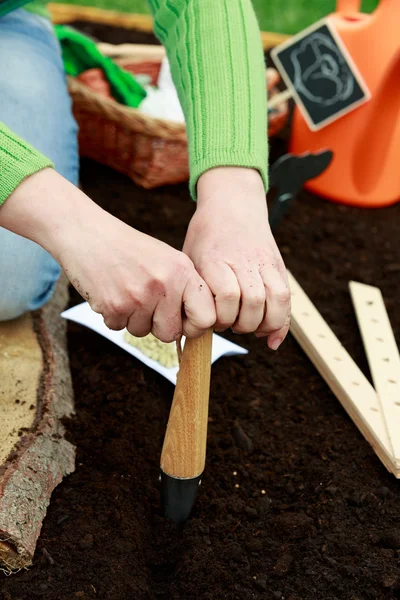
[0,123,54,206]
[147,0,268,198]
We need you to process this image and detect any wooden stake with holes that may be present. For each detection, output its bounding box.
[288,272,399,477]
[349,281,400,465]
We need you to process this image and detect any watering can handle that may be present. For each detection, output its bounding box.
[336,0,362,13]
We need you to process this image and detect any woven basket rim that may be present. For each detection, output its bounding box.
[68,76,188,140]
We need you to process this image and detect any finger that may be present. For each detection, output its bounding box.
[103,296,152,335]
[232,269,266,334]
[262,310,291,351]
[103,313,128,331]
[182,274,216,338]
[256,267,290,336]
[152,293,183,343]
[102,297,130,331]
[199,262,240,331]
[127,308,153,338]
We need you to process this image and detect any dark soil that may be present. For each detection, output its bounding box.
[2,23,400,600]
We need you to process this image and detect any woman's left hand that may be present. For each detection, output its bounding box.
[183,167,291,350]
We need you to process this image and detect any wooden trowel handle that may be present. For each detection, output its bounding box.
[160,328,213,479]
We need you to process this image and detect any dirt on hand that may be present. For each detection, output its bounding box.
[1,24,400,600]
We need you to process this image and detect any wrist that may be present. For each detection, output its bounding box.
[197,167,265,209]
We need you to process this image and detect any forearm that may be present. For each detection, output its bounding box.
[0,123,54,206]
[0,169,107,261]
[147,0,268,198]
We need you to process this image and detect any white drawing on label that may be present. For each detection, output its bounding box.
[291,32,354,106]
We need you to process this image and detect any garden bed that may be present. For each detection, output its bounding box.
[1,24,400,600]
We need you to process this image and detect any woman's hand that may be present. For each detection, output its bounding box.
[184,167,291,350]
[0,169,216,341]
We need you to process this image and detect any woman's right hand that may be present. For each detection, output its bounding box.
[0,169,216,341]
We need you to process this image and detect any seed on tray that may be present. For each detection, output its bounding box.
[124,331,179,368]
[235,483,240,489]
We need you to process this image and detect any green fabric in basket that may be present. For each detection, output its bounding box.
[55,25,147,108]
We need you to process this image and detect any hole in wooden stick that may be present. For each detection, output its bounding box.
[318,334,326,339]
[370,407,379,412]
[371,318,379,323]
[352,381,360,386]
[376,337,384,342]
[367,301,374,305]
[334,357,342,361]
[388,379,397,384]
[302,312,309,317]
[395,402,400,407]
[383,358,390,362]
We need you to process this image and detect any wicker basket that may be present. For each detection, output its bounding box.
[68,58,289,189]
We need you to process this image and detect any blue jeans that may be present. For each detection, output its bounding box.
[0,9,78,320]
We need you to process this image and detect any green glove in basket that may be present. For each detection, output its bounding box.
[55,25,147,108]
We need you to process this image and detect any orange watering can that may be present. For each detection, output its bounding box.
[289,0,400,208]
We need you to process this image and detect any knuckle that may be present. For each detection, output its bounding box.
[175,254,193,276]
[247,293,265,309]
[90,302,103,315]
[276,288,291,305]
[104,297,130,317]
[143,277,166,298]
[219,290,240,305]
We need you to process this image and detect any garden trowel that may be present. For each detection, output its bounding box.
[160,328,213,525]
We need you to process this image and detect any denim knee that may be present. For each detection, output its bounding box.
[0,229,61,322]
[0,292,33,322]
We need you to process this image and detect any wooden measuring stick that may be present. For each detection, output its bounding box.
[349,281,400,462]
[288,272,399,477]
[161,328,213,479]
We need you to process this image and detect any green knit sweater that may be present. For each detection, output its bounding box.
[0,0,268,203]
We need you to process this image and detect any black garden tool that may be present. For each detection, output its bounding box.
[268,150,333,231]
